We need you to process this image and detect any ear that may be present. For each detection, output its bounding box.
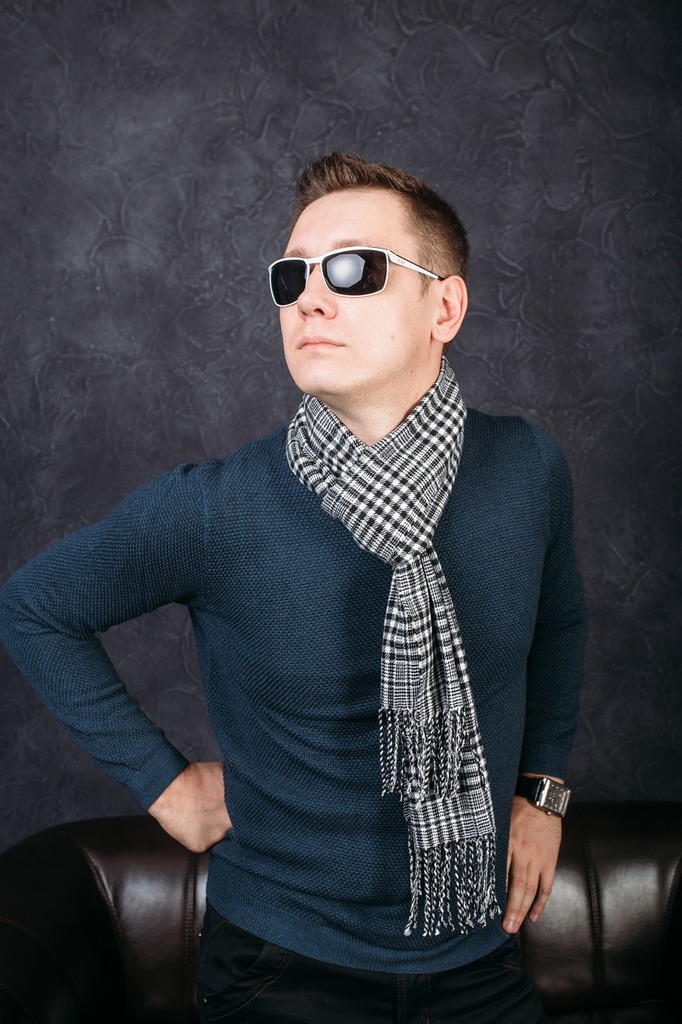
[431,276,468,345]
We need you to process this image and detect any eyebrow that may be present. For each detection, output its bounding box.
[282,239,374,258]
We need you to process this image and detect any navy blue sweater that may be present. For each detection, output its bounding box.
[0,410,587,972]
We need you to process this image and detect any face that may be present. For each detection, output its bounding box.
[278,189,446,433]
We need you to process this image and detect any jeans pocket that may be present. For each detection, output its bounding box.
[485,935,525,971]
[198,908,292,1020]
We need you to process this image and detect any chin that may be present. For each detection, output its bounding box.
[286,356,353,402]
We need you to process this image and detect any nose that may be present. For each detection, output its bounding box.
[296,262,336,318]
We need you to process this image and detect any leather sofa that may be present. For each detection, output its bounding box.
[0,803,679,1023]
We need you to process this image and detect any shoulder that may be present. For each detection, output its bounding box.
[220,426,290,479]
[463,408,569,479]
[150,426,289,496]
[461,410,576,545]
[465,407,561,452]
[90,428,289,537]
[460,410,574,530]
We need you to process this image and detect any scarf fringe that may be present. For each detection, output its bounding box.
[404,834,500,937]
[379,707,465,801]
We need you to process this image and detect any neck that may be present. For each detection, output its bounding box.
[319,366,444,447]
[331,407,411,446]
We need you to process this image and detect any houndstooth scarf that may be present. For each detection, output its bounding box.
[286,358,499,937]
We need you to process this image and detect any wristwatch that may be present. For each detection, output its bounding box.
[515,775,571,817]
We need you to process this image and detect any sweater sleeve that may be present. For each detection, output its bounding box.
[519,426,588,780]
[0,463,210,808]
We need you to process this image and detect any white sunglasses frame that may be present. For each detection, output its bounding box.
[267,245,443,307]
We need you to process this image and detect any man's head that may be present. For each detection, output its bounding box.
[291,152,470,286]
[276,154,469,443]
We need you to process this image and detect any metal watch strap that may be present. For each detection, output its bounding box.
[515,775,571,817]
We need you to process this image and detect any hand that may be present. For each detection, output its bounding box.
[502,794,562,934]
[148,761,231,853]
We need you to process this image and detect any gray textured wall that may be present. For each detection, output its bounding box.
[1,0,680,853]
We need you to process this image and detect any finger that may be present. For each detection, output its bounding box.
[503,866,539,933]
[527,866,555,923]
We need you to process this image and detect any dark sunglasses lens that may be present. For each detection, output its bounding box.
[323,250,388,295]
[270,260,307,305]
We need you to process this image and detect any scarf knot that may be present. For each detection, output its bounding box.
[286,359,500,937]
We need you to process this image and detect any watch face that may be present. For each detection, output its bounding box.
[538,779,571,816]
[516,776,571,816]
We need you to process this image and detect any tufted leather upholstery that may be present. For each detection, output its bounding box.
[521,804,682,1023]
[0,803,680,1023]
[0,816,208,1024]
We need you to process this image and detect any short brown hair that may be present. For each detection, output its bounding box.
[292,152,470,282]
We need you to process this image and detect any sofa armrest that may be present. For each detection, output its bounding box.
[0,825,128,1024]
[0,816,208,1024]
[522,802,682,1019]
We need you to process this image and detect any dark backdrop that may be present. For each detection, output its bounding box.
[1,0,680,853]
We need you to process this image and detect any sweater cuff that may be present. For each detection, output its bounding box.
[518,741,572,783]
[124,744,189,810]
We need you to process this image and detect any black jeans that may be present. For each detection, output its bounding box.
[197,906,547,1024]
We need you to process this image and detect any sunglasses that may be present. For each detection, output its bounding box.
[268,246,443,307]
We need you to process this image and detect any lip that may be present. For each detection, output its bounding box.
[297,336,342,350]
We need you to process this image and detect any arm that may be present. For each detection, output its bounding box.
[0,464,212,813]
[503,428,587,934]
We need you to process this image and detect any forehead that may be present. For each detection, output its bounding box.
[286,188,416,256]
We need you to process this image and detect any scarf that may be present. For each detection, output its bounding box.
[286,359,499,937]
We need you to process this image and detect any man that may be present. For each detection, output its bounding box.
[0,153,587,1022]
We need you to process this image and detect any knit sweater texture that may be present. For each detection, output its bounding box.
[0,409,587,973]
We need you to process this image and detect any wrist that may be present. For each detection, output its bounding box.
[148,763,193,818]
